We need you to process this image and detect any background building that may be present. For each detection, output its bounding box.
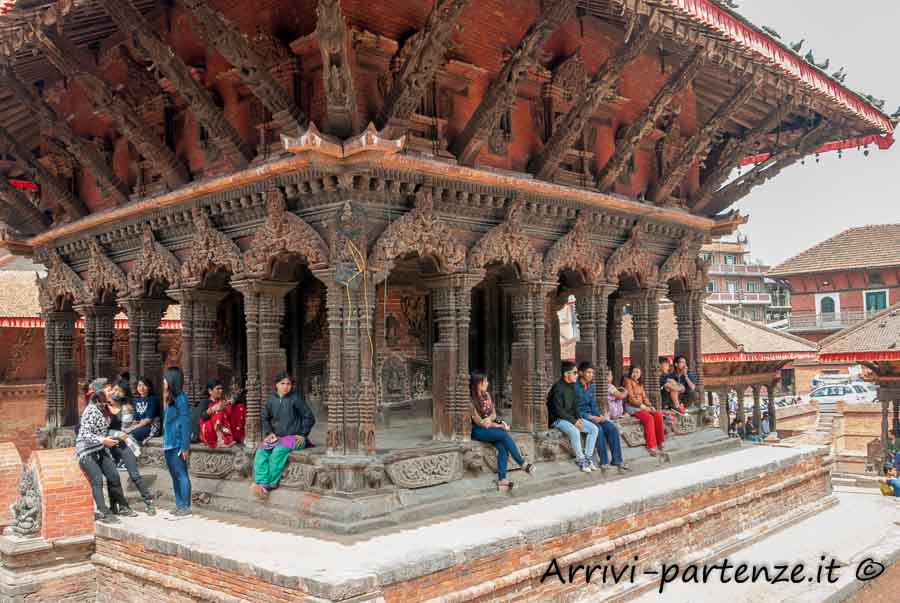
[768,224,900,342]
[700,235,771,323]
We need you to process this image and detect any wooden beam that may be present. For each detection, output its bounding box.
[650,76,760,204]
[595,48,704,192]
[450,0,575,166]
[529,21,656,181]
[316,0,361,138]
[701,120,831,216]
[100,0,253,169]
[0,67,131,207]
[691,101,793,213]
[179,0,305,134]
[34,29,190,190]
[0,124,87,220]
[0,172,51,235]
[377,0,471,134]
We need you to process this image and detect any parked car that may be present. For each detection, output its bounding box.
[802,384,873,405]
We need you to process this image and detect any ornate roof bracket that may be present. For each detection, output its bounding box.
[595,47,705,192]
[1,67,130,208]
[0,123,87,220]
[702,120,832,215]
[316,0,361,138]
[691,100,794,212]
[100,0,253,170]
[376,0,471,134]
[180,205,246,287]
[542,210,603,283]
[33,28,190,190]
[180,0,305,134]
[529,19,656,181]
[468,198,543,281]
[85,237,128,303]
[281,122,405,161]
[0,171,51,235]
[651,75,761,205]
[128,224,182,297]
[605,221,660,286]
[450,0,576,166]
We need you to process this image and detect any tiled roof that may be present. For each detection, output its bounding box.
[819,302,900,356]
[768,224,900,277]
[622,302,817,359]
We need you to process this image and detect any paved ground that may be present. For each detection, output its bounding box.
[631,489,900,603]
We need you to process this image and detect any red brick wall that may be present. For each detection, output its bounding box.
[0,383,46,460]
[0,441,22,526]
[31,447,95,541]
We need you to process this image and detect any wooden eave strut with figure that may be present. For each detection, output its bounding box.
[0,0,890,529]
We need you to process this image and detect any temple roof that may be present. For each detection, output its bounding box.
[621,301,817,362]
[768,224,900,277]
[818,302,900,361]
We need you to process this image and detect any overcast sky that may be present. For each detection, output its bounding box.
[724,1,900,267]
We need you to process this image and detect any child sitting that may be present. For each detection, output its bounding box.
[879,465,900,497]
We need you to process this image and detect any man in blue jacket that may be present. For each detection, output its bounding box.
[576,362,629,475]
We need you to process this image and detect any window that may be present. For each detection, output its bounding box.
[727,281,737,294]
[746,281,758,293]
[819,296,835,314]
[864,290,888,313]
[724,255,736,265]
[706,281,716,293]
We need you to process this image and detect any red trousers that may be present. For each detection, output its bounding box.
[199,403,247,448]
[633,409,665,450]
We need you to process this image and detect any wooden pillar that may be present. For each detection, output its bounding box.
[607,295,625,386]
[532,283,555,431]
[167,289,227,406]
[510,287,534,431]
[735,385,745,423]
[429,278,460,440]
[76,305,117,383]
[752,384,762,432]
[453,274,479,442]
[718,388,729,433]
[881,397,889,470]
[768,379,779,434]
[321,275,346,454]
[232,280,297,446]
[574,288,596,366]
[593,283,614,413]
[690,289,705,401]
[123,298,168,391]
[45,311,78,428]
[356,279,378,453]
[631,286,662,407]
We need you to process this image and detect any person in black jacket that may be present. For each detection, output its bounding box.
[252,371,315,499]
[547,361,597,473]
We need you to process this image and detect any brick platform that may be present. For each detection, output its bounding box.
[0,442,21,529]
[31,447,95,541]
[94,445,833,602]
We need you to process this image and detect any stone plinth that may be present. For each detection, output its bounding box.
[0,442,22,529]
[31,447,94,541]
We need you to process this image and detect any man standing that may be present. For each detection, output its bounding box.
[547,361,597,473]
[576,362,629,475]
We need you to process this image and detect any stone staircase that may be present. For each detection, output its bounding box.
[782,401,841,447]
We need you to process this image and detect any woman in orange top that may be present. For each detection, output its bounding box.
[622,366,666,455]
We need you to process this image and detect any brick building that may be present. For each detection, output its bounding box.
[768,224,900,342]
[700,237,771,323]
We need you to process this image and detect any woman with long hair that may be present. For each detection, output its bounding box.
[622,366,666,455]
[75,391,134,523]
[469,372,534,491]
[198,378,246,448]
[106,379,156,515]
[129,376,161,443]
[162,367,193,518]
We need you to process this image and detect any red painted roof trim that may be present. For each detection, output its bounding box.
[818,351,900,363]
[9,178,39,192]
[666,0,895,134]
[623,351,817,364]
[739,135,894,166]
[0,317,181,330]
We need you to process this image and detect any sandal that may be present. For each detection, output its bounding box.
[523,463,536,475]
[497,481,515,492]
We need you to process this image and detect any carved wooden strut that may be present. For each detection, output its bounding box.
[316,0,360,138]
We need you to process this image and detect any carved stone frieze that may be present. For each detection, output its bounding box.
[542,211,602,282]
[468,199,542,280]
[363,464,386,489]
[385,451,463,488]
[463,447,486,473]
[675,412,697,435]
[139,446,166,468]
[128,224,182,296]
[279,462,318,489]
[180,206,246,286]
[243,189,330,278]
[369,189,466,280]
[605,223,659,285]
[189,451,236,479]
[617,417,648,448]
[10,465,42,537]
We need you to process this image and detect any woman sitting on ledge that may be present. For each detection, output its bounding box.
[622,366,666,456]
[469,372,535,492]
[253,372,315,499]
[198,378,247,448]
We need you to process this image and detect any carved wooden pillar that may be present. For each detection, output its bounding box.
[77,305,117,383]
[768,379,779,434]
[607,295,625,386]
[718,388,729,433]
[167,289,227,406]
[646,286,663,408]
[690,289,705,401]
[429,278,459,440]
[510,287,534,431]
[735,385,745,423]
[123,298,168,391]
[453,274,479,442]
[592,283,614,412]
[752,384,762,433]
[320,275,347,454]
[45,311,78,428]
[232,280,297,446]
[574,289,596,366]
[355,279,377,454]
[531,283,554,430]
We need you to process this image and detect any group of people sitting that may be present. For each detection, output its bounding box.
[74,367,317,523]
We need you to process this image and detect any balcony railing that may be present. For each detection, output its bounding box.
[706,292,772,305]
[787,310,883,332]
[706,263,768,276]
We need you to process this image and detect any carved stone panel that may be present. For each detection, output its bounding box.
[280,462,318,489]
[11,465,42,537]
[674,412,697,435]
[189,451,236,479]
[385,451,463,488]
[617,416,648,448]
[480,433,534,472]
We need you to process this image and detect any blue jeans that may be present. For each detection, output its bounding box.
[164,448,192,509]
[553,419,598,463]
[471,425,526,480]
[888,478,900,497]
[592,419,623,465]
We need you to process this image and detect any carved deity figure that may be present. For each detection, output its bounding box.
[10,466,41,537]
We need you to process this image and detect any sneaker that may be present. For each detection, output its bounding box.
[579,460,592,473]
[597,463,609,476]
[97,513,120,524]
[116,507,138,518]
[615,464,632,474]
[522,463,536,476]
[144,503,157,516]
[172,507,192,518]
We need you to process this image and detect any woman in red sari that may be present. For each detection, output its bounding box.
[198,379,246,448]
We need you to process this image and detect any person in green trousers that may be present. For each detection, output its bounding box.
[252,372,316,499]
